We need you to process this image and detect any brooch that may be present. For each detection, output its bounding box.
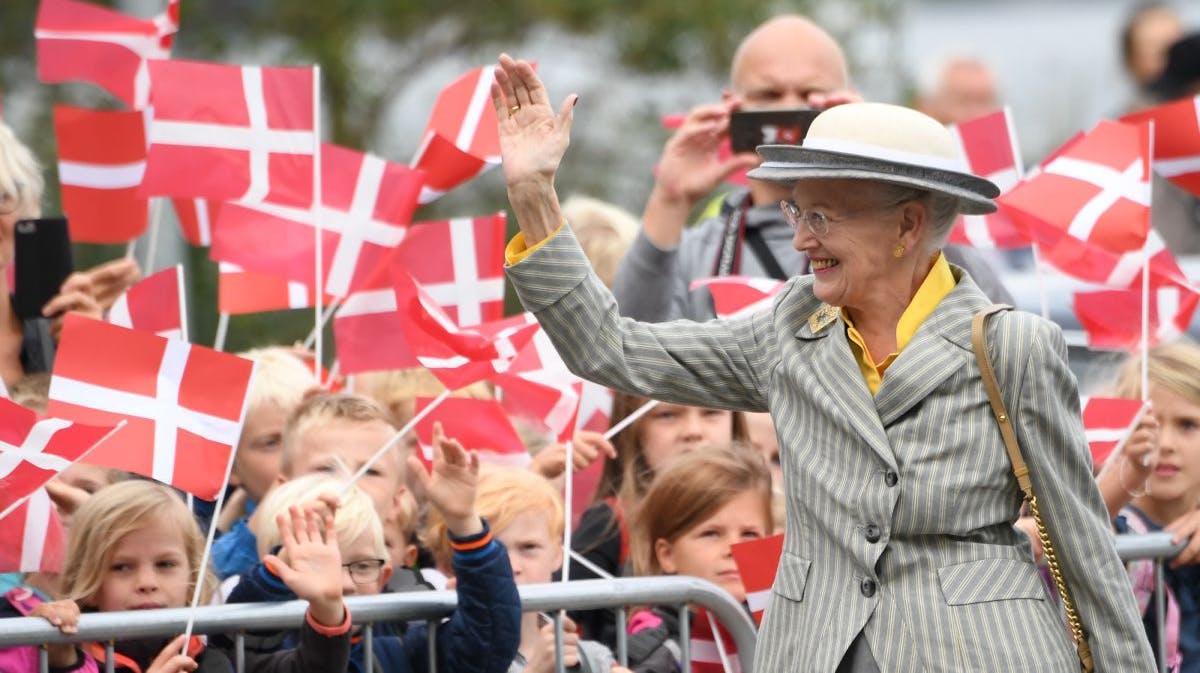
[807,304,839,334]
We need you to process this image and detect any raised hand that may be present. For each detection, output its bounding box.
[406,421,482,538]
[654,100,758,208]
[262,505,345,627]
[531,431,616,479]
[491,54,577,191]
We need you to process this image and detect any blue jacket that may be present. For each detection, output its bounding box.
[212,516,260,580]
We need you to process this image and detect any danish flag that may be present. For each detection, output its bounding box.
[173,198,218,247]
[1073,285,1200,350]
[1080,397,1149,467]
[731,534,784,625]
[947,108,1031,249]
[1122,94,1200,199]
[490,313,584,442]
[218,262,319,315]
[0,489,66,573]
[411,66,502,203]
[690,277,785,318]
[53,105,148,243]
[108,265,186,340]
[36,0,179,109]
[690,609,743,673]
[141,59,316,207]
[0,397,124,521]
[577,382,614,433]
[1030,228,1189,291]
[412,396,528,469]
[47,314,256,499]
[394,213,507,326]
[998,120,1152,255]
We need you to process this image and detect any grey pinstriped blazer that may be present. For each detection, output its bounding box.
[506,227,1155,673]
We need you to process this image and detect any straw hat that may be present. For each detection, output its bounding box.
[747,102,1000,215]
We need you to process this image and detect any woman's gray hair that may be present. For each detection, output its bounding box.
[0,123,43,219]
[869,181,960,250]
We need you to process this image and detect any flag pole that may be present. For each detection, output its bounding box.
[175,264,188,343]
[603,399,659,441]
[340,389,451,496]
[214,313,230,352]
[303,300,340,350]
[144,198,165,274]
[312,65,324,381]
[1141,120,1155,401]
[705,612,736,673]
[561,438,574,582]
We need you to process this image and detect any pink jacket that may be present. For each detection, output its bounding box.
[0,587,100,673]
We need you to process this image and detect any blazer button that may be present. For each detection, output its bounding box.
[863,524,881,543]
[884,471,898,487]
[860,579,877,598]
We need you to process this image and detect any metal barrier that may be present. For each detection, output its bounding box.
[0,535,1187,673]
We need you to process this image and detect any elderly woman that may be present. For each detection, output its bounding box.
[491,55,1153,673]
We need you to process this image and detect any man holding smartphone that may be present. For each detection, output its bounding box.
[611,14,1012,322]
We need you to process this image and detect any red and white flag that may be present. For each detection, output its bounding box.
[1073,285,1200,350]
[218,262,319,315]
[731,534,784,625]
[1080,397,1149,468]
[491,313,584,442]
[578,382,614,433]
[54,105,148,243]
[141,59,316,207]
[36,0,179,109]
[394,213,507,326]
[173,198,219,247]
[947,108,1031,249]
[998,120,1152,255]
[48,314,256,499]
[0,489,66,573]
[690,609,742,673]
[0,398,124,520]
[1122,94,1200,199]
[690,277,785,318]
[108,265,186,340]
[1030,228,1189,291]
[212,143,422,298]
[412,396,528,468]
[411,66,502,203]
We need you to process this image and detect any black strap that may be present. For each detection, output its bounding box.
[743,226,788,281]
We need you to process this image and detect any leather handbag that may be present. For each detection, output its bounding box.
[972,305,1096,673]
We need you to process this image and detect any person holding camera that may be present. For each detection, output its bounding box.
[611,14,1012,322]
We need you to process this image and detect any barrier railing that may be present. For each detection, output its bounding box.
[0,534,1187,673]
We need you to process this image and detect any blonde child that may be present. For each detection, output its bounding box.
[1108,343,1200,672]
[0,480,230,673]
[625,444,774,673]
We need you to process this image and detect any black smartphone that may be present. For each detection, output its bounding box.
[729,108,821,153]
[14,216,73,320]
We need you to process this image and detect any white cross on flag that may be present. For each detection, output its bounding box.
[211,143,423,298]
[36,0,179,109]
[48,314,256,499]
[218,262,322,315]
[0,397,124,521]
[490,312,584,442]
[173,198,219,248]
[412,396,529,469]
[1080,397,1149,468]
[690,276,785,318]
[690,609,743,673]
[54,105,148,244]
[946,108,1031,249]
[411,66,502,203]
[998,120,1152,255]
[1122,94,1200,199]
[731,533,784,625]
[1032,227,1189,291]
[1073,284,1200,350]
[141,58,316,207]
[393,213,507,326]
[108,265,186,340]
[0,489,66,573]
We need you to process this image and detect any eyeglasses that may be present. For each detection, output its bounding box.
[342,558,386,584]
[779,196,916,237]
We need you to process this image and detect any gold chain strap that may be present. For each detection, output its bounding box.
[1028,495,1094,671]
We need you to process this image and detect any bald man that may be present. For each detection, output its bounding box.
[612,15,1013,322]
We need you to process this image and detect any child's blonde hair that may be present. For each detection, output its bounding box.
[422,467,563,570]
[0,123,44,219]
[238,347,317,413]
[630,443,773,578]
[60,480,214,607]
[561,195,638,288]
[280,392,397,476]
[254,474,386,559]
[1112,341,1200,405]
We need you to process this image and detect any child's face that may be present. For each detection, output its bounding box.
[654,491,768,603]
[495,509,563,585]
[94,516,191,612]
[1146,385,1200,505]
[294,419,404,525]
[744,412,783,486]
[339,528,391,598]
[234,403,289,504]
[638,404,733,472]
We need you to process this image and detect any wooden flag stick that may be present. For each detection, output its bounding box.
[603,399,659,441]
[175,264,189,343]
[312,65,325,381]
[340,389,451,496]
[144,198,166,275]
[213,313,230,352]
[303,300,340,351]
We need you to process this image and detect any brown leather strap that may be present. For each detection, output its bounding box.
[971,305,1095,673]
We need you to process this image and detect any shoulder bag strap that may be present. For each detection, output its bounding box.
[743,226,789,281]
[971,305,1095,673]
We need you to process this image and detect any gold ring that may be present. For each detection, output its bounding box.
[509,104,521,114]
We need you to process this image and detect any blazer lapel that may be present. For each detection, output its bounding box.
[796,307,899,471]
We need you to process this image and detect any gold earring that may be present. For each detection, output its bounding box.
[893,242,906,258]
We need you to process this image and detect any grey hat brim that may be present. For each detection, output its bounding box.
[747,144,1000,215]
